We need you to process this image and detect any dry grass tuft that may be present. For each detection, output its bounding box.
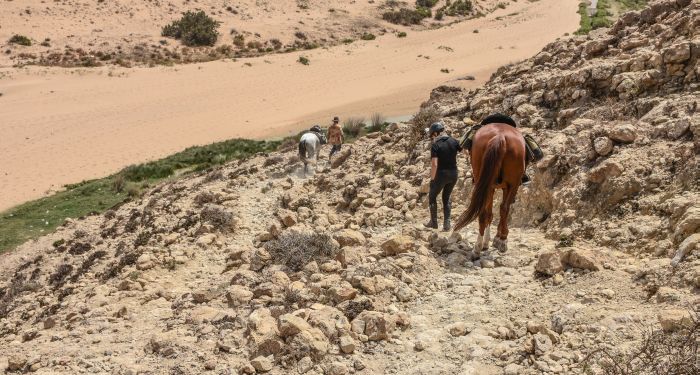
[265,231,338,272]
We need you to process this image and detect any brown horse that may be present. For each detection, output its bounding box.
[453,123,526,255]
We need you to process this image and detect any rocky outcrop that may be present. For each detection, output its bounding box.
[423,0,699,257]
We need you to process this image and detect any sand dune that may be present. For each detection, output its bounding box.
[0,0,579,211]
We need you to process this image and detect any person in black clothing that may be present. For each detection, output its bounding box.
[425,122,462,231]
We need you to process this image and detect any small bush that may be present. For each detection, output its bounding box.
[200,204,234,231]
[9,35,31,46]
[360,33,376,41]
[298,56,310,65]
[343,117,366,137]
[583,308,699,374]
[397,32,407,38]
[368,113,386,132]
[233,34,245,47]
[112,173,126,193]
[416,0,439,7]
[265,231,339,272]
[446,0,473,16]
[162,10,220,47]
[383,8,429,25]
[122,163,174,182]
[408,107,441,150]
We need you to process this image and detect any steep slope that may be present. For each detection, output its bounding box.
[425,0,699,256]
[1,1,698,374]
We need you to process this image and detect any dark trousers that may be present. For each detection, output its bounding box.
[429,169,458,209]
[329,144,342,157]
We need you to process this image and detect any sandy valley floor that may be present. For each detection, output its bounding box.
[0,0,579,211]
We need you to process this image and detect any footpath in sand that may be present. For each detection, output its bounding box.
[0,0,579,211]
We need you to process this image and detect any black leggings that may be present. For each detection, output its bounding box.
[429,170,458,208]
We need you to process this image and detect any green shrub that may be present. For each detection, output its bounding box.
[298,56,310,65]
[383,8,429,25]
[397,31,407,38]
[360,33,376,41]
[368,113,387,132]
[416,0,439,7]
[233,34,245,48]
[162,10,220,46]
[9,35,31,46]
[416,6,432,18]
[446,0,473,16]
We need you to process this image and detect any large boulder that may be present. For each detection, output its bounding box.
[381,235,414,256]
[333,229,366,247]
[352,311,395,341]
[658,309,693,332]
[565,249,601,271]
[535,251,564,276]
[247,308,284,356]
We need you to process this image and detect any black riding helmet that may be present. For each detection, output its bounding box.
[310,125,322,133]
[425,121,445,136]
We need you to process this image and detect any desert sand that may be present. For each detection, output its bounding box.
[0,0,579,211]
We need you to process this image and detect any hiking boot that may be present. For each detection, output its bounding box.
[424,203,438,229]
[443,201,452,231]
[521,173,531,186]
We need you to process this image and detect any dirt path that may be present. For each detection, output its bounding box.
[0,0,579,211]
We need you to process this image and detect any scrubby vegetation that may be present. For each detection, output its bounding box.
[382,8,430,25]
[265,231,339,272]
[445,0,473,16]
[162,10,220,46]
[343,117,366,137]
[416,0,439,7]
[369,113,387,132]
[8,35,31,46]
[408,107,441,151]
[0,139,278,253]
[577,0,645,34]
[360,33,376,41]
[583,308,699,374]
[298,56,310,65]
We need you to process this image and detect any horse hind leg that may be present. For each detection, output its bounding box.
[494,186,517,253]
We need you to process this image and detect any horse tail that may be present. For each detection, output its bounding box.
[298,140,307,161]
[454,134,506,232]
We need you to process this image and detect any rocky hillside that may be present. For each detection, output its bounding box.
[0,1,698,374]
[426,0,699,257]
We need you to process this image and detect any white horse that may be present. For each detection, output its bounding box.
[298,130,327,176]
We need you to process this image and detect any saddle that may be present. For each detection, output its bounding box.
[459,124,544,163]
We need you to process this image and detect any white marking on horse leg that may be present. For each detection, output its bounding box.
[482,226,491,250]
[473,234,483,256]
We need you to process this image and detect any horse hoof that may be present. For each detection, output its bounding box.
[493,237,507,253]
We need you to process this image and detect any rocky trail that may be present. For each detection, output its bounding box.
[1,0,699,374]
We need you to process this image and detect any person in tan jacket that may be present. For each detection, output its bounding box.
[327,116,344,159]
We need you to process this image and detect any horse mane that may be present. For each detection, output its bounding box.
[453,134,506,231]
